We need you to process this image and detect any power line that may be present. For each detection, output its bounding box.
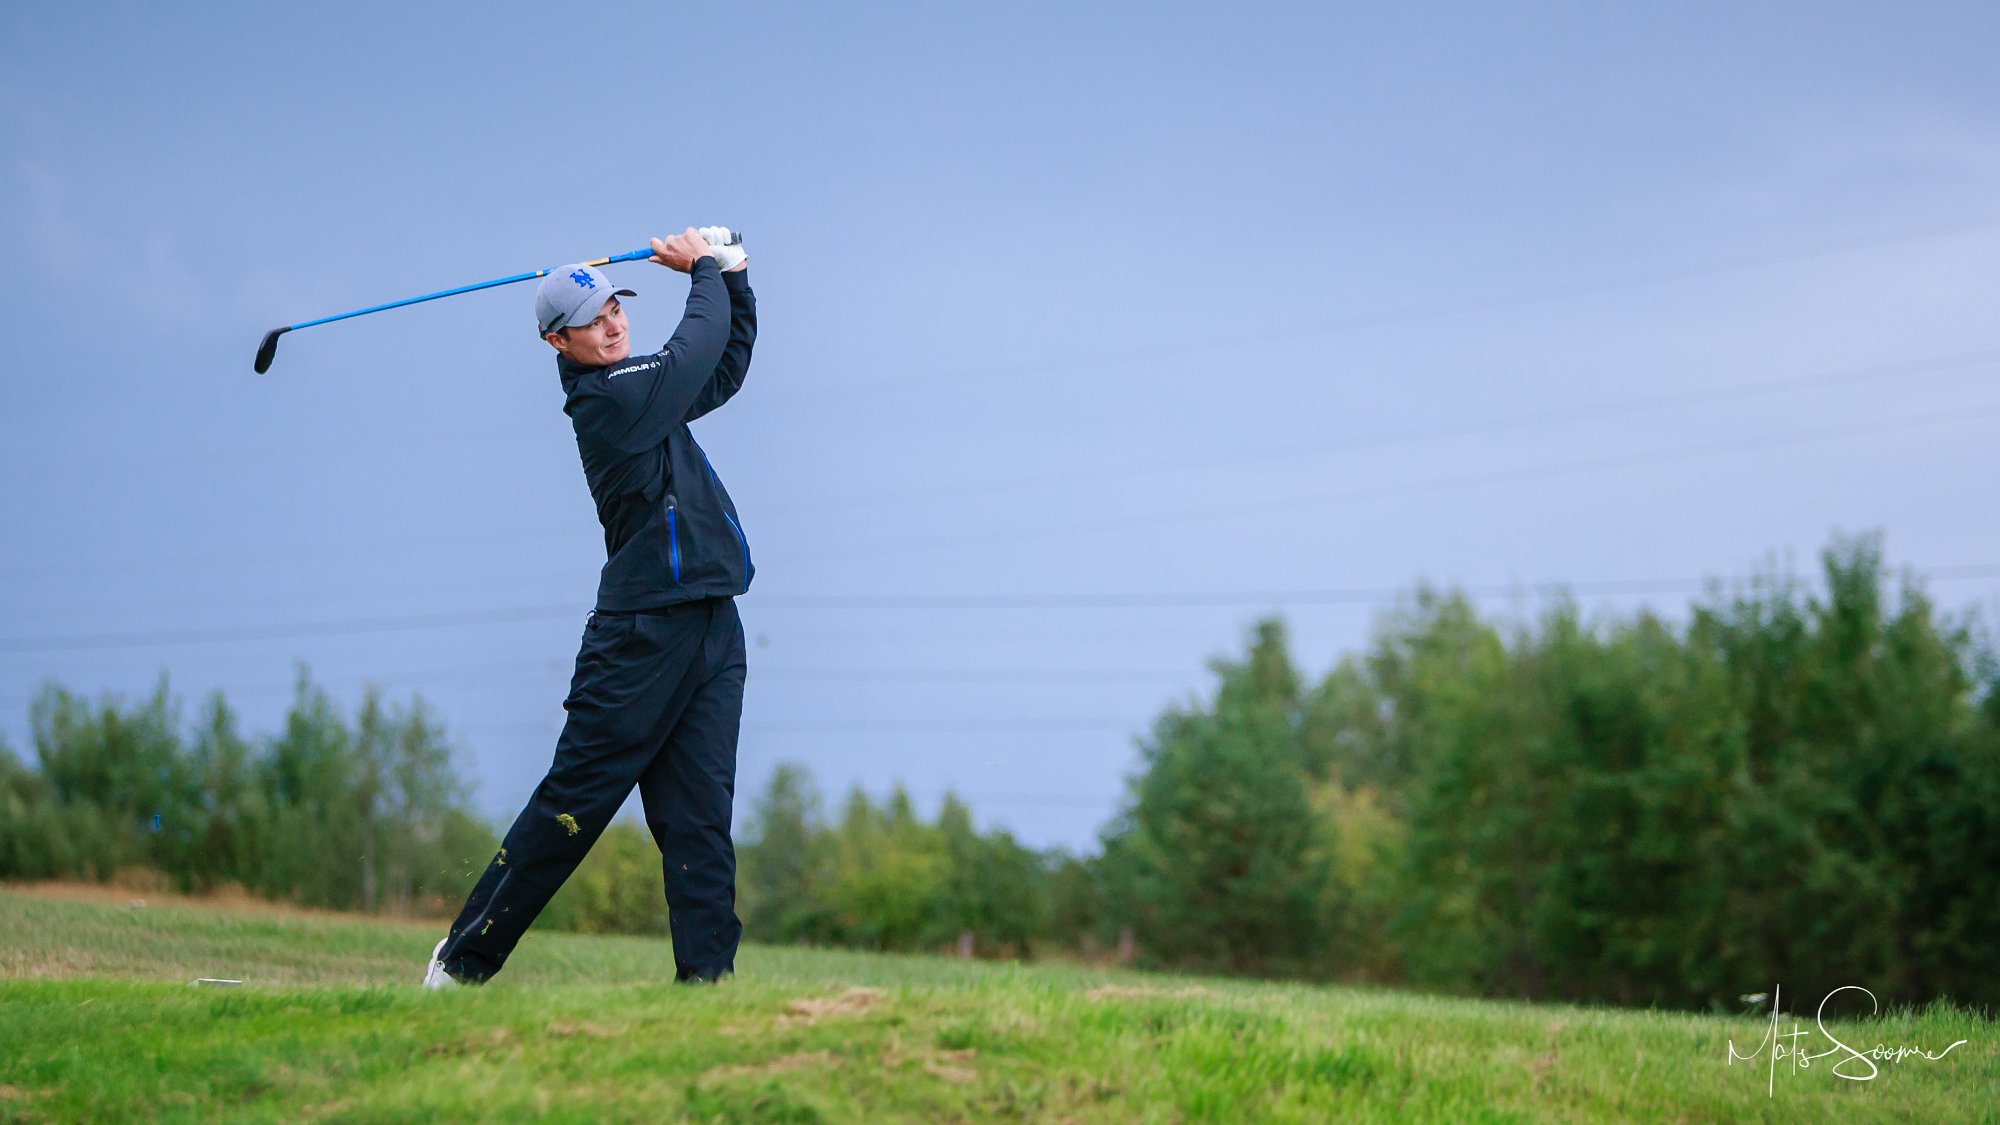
[0,664,1196,713]
[5,562,1998,655]
[15,210,1994,487]
[929,792,1121,811]
[6,345,1993,588]
[604,786,1127,815]
[470,718,1139,736]
[757,348,2000,518]
[807,789,1125,812]
[0,603,585,656]
[755,667,1189,684]
[756,566,2000,610]
[751,718,1135,734]
[798,211,2000,402]
[822,394,2000,561]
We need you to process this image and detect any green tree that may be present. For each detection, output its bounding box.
[7,672,488,917]
[1371,536,2000,1010]
[184,692,265,891]
[377,693,475,917]
[0,734,72,879]
[927,794,1053,956]
[30,679,202,883]
[1100,619,1326,976]
[824,784,945,950]
[1679,536,2000,1009]
[1044,849,1101,952]
[739,762,830,943]
[256,671,366,907]
[543,819,669,935]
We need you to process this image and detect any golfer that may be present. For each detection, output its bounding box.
[425,226,757,987]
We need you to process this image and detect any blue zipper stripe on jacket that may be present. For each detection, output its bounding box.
[701,448,750,578]
[721,509,749,575]
[666,506,681,582]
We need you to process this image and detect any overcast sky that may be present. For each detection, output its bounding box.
[3,2,1997,853]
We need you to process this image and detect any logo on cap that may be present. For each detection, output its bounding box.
[570,269,596,290]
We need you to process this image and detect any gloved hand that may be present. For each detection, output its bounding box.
[696,226,746,272]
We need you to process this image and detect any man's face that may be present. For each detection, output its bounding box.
[546,296,629,366]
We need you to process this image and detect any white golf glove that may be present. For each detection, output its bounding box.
[696,226,746,272]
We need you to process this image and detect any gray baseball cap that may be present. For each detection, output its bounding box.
[535,263,636,335]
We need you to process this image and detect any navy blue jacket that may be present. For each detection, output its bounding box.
[557,258,756,611]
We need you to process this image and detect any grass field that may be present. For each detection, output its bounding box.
[1,885,1993,1123]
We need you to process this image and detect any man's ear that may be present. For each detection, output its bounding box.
[543,328,569,354]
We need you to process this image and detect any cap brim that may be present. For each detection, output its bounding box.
[553,287,638,331]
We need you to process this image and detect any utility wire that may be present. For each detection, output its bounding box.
[758,348,2000,518]
[0,664,1195,713]
[801,211,2000,401]
[911,792,1121,810]
[15,209,1994,483]
[753,717,1136,734]
[820,394,2000,561]
[6,344,1994,587]
[771,787,1124,811]
[6,563,1999,656]
[726,565,2000,610]
[0,603,585,656]
[468,718,1138,736]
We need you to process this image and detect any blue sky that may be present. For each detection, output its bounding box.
[4,2,1998,852]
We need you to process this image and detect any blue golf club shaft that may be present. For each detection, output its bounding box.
[254,246,655,373]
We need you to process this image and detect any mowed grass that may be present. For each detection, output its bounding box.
[1,886,1994,1123]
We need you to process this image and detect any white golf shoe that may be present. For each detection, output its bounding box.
[422,938,460,990]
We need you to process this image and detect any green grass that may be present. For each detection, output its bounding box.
[1,888,1994,1123]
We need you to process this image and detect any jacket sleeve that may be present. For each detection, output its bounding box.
[565,259,729,454]
[682,268,757,422]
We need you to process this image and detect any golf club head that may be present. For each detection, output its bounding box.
[253,327,287,374]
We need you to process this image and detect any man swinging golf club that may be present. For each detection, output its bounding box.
[425,225,756,987]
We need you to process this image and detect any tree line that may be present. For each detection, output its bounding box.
[4,533,1995,1011]
[1084,534,2000,1011]
[0,673,492,917]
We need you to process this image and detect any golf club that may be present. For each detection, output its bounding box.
[252,231,742,373]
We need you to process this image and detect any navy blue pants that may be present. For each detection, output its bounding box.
[439,597,747,983]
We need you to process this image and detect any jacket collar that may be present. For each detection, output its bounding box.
[555,352,607,384]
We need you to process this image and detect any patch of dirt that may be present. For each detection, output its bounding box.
[924,1058,978,1084]
[1082,985,1213,1001]
[1532,1046,1559,1091]
[701,1050,837,1082]
[926,1047,980,1085]
[881,1035,980,1085]
[777,986,885,1027]
[546,1020,621,1039]
[424,1026,513,1057]
[0,949,100,979]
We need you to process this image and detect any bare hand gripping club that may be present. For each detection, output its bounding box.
[252,230,743,373]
